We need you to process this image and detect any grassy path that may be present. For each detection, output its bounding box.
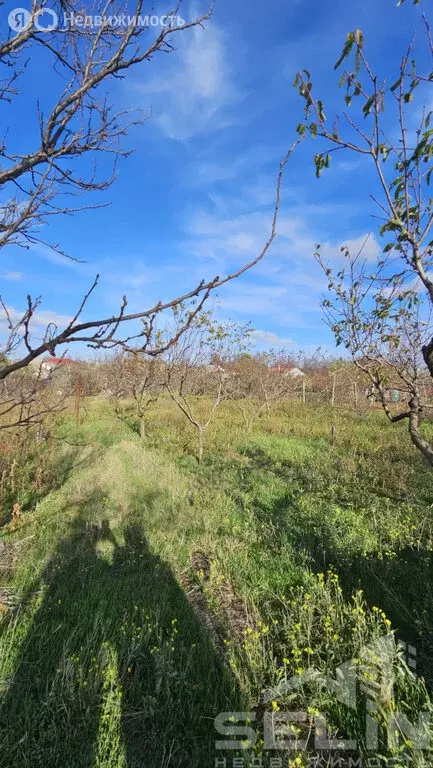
[0,401,433,766]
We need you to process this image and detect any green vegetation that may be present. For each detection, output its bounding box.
[1,398,433,767]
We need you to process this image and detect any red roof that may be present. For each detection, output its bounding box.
[271,363,297,372]
[44,357,75,366]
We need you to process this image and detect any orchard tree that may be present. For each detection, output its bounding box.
[109,352,160,437]
[0,365,67,430]
[223,352,298,432]
[295,4,433,464]
[163,309,249,462]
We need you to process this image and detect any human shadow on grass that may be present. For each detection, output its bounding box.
[0,502,243,768]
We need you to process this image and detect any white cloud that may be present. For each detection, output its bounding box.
[2,271,23,281]
[250,329,296,348]
[218,279,322,330]
[338,233,381,263]
[185,208,277,265]
[184,200,382,274]
[134,22,239,140]
[0,305,73,332]
[32,309,75,328]
[226,233,258,252]
[189,144,286,188]
[179,197,384,342]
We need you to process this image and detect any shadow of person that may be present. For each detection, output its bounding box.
[0,509,243,768]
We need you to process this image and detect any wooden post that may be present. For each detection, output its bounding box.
[75,374,82,426]
[353,381,358,409]
[331,371,336,407]
[302,379,306,404]
[331,423,336,447]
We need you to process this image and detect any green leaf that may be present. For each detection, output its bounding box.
[353,29,364,47]
[334,32,355,71]
[362,95,375,116]
[317,99,326,121]
[390,77,402,93]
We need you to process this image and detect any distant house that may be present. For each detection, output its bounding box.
[39,357,75,378]
[284,366,305,378]
[205,363,231,380]
[205,363,225,373]
[271,363,305,378]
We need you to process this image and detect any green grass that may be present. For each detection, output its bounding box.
[1,398,433,766]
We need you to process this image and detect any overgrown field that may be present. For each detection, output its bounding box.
[1,398,433,767]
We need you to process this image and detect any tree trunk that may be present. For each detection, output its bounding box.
[139,415,146,439]
[408,396,433,467]
[197,426,204,463]
[331,372,336,407]
[353,381,358,409]
[331,423,336,447]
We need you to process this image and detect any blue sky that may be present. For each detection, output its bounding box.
[1,0,429,357]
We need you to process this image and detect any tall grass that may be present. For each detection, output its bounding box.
[0,397,432,766]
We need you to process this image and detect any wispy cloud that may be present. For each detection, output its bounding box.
[250,329,296,349]
[177,197,382,346]
[188,144,285,189]
[134,21,240,140]
[183,202,381,273]
[338,233,381,263]
[2,271,23,281]
[0,304,75,350]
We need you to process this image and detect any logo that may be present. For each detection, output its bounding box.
[215,636,432,759]
[8,8,31,31]
[8,7,58,33]
[7,8,183,33]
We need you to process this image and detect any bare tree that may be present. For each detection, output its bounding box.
[294,7,433,464]
[0,1,210,255]
[324,359,364,409]
[317,244,433,457]
[0,1,299,392]
[163,310,248,462]
[223,352,298,432]
[109,352,160,437]
[0,148,297,384]
[0,364,67,431]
